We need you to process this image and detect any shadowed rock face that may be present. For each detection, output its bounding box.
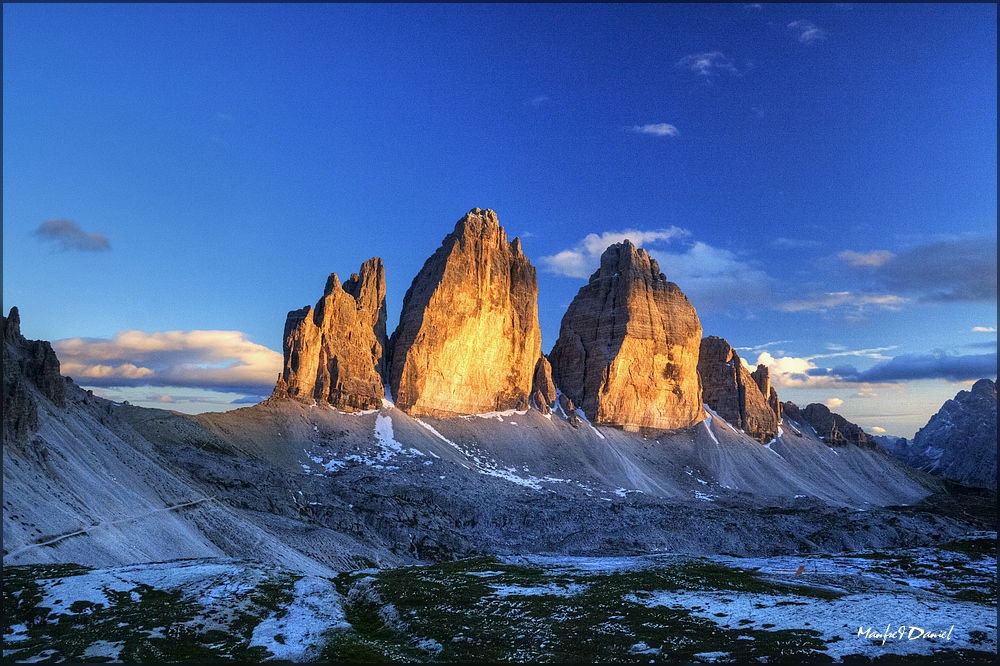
[549,240,705,431]
[3,307,67,442]
[782,401,878,450]
[698,336,778,444]
[273,258,388,411]
[907,379,997,489]
[388,208,544,417]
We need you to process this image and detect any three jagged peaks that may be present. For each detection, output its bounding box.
[273,208,789,436]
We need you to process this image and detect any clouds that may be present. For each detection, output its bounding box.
[53,330,283,394]
[649,243,775,313]
[878,238,997,303]
[539,227,688,279]
[675,51,739,77]
[756,348,997,388]
[540,228,775,313]
[34,218,110,252]
[973,326,996,333]
[788,20,828,44]
[810,352,997,384]
[776,291,908,314]
[837,250,894,268]
[836,238,997,303]
[631,123,679,137]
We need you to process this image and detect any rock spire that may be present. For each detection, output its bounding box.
[273,258,388,411]
[388,208,548,417]
[698,336,780,443]
[548,240,705,431]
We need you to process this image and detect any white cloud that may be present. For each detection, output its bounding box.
[788,19,828,44]
[632,123,679,137]
[541,231,776,313]
[650,242,775,313]
[824,398,844,409]
[675,51,739,77]
[53,330,282,394]
[539,227,689,279]
[972,326,996,333]
[871,426,887,434]
[810,346,897,361]
[837,249,895,267]
[777,291,909,313]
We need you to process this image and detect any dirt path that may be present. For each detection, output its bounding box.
[4,496,215,562]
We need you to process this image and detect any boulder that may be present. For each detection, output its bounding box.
[549,240,704,430]
[388,208,545,417]
[273,258,388,411]
[698,336,778,443]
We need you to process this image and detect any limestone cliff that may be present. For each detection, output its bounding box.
[891,380,997,488]
[273,258,388,411]
[548,240,704,431]
[388,208,545,417]
[698,336,779,444]
[3,307,67,442]
[782,402,878,450]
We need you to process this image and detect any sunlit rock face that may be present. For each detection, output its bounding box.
[549,240,705,431]
[388,208,545,417]
[698,336,779,444]
[273,258,387,411]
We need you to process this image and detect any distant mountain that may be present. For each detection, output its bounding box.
[885,379,997,489]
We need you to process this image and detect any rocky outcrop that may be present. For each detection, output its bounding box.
[530,356,557,415]
[388,208,545,417]
[698,337,779,443]
[3,307,67,442]
[782,401,878,449]
[273,258,388,411]
[905,379,997,489]
[751,365,782,422]
[549,240,704,431]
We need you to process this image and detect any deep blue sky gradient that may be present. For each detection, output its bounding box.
[4,4,996,436]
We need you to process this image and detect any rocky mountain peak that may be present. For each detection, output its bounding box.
[549,241,704,431]
[971,377,997,400]
[594,239,664,282]
[698,336,779,443]
[781,401,877,449]
[273,258,388,411]
[5,305,22,342]
[3,307,68,442]
[388,209,546,417]
[903,378,997,488]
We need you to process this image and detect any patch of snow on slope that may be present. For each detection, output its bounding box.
[249,576,348,661]
[381,383,394,409]
[573,409,606,440]
[491,582,589,598]
[702,408,721,445]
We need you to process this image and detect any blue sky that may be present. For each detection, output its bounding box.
[4,3,996,438]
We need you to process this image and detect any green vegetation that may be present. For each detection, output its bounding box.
[320,556,841,663]
[2,564,301,663]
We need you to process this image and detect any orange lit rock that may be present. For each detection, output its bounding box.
[698,336,779,443]
[273,258,387,411]
[388,208,545,417]
[548,240,705,430]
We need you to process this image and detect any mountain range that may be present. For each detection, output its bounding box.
[4,208,995,578]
